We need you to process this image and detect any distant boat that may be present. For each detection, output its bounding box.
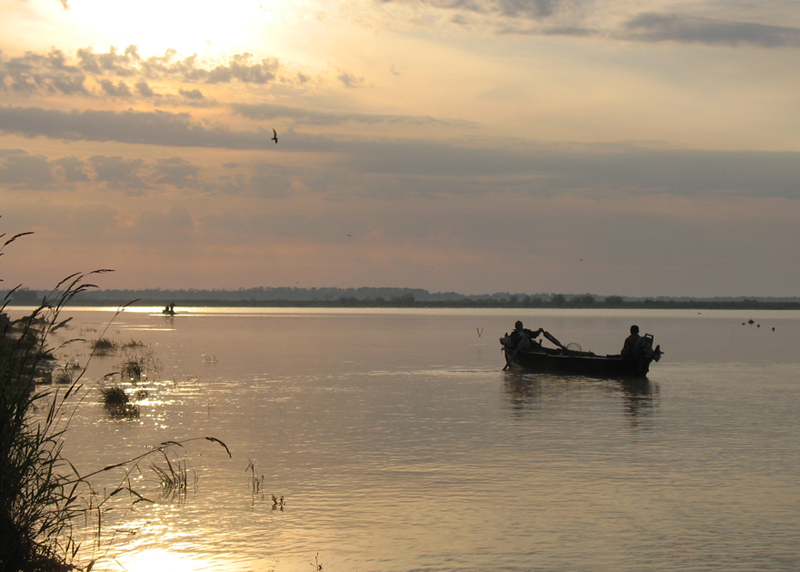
[500,331,662,378]
[162,303,176,316]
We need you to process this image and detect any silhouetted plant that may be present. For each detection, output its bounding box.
[0,263,113,571]
[90,338,115,355]
[52,368,73,385]
[0,226,231,570]
[98,384,139,418]
[117,351,159,383]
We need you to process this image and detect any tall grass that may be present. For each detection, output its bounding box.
[1,229,232,570]
[0,267,112,571]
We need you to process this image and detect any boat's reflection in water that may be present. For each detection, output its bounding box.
[502,369,659,426]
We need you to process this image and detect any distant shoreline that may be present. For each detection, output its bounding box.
[4,287,799,311]
[43,298,800,310]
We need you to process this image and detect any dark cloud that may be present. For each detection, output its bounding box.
[179,88,204,100]
[53,156,89,182]
[3,108,800,202]
[621,12,800,47]
[340,140,800,200]
[153,157,201,188]
[230,102,461,127]
[88,155,146,189]
[0,151,53,188]
[100,79,132,97]
[338,71,364,88]
[0,106,277,149]
[0,148,205,191]
[135,81,156,97]
[382,0,583,19]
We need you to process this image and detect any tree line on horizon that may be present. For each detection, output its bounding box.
[3,287,799,310]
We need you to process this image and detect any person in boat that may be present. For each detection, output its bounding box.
[621,325,640,359]
[506,320,544,351]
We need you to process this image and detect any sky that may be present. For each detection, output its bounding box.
[1,0,799,297]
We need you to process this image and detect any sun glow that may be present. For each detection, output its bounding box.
[59,0,283,58]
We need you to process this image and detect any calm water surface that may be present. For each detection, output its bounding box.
[32,308,800,571]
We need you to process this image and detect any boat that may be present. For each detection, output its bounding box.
[500,331,662,378]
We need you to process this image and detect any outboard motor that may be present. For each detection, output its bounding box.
[635,334,662,361]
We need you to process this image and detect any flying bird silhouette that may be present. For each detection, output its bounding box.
[271,129,278,144]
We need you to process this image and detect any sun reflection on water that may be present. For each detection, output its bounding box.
[112,547,213,572]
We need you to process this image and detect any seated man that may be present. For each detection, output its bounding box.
[506,320,543,351]
[621,325,641,359]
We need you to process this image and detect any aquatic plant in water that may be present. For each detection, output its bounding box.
[98,384,139,418]
[90,338,115,355]
[0,228,232,570]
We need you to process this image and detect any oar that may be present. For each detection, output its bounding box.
[542,330,566,350]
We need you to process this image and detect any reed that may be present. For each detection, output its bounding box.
[53,368,74,385]
[150,449,196,502]
[98,385,128,406]
[0,229,232,570]
[0,264,112,571]
[117,351,159,383]
[90,338,115,355]
[246,460,265,494]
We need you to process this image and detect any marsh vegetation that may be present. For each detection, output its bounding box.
[0,230,233,571]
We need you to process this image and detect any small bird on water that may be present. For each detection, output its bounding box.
[271,129,278,144]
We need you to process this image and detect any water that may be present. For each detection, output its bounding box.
[32,308,800,571]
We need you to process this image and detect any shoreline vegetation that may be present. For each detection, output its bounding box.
[4,288,800,310]
[0,277,232,571]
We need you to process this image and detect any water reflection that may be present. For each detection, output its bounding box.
[112,547,214,572]
[503,370,659,426]
[618,377,659,427]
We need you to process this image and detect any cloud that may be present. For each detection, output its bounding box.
[230,102,463,127]
[88,155,146,189]
[383,0,587,20]
[152,157,201,188]
[53,156,89,182]
[0,106,276,149]
[0,49,89,95]
[338,71,364,88]
[0,151,53,188]
[376,0,800,46]
[179,88,204,100]
[3,112,800,201]
[77,45,140,76]
[135,81,156,97]
[0,47,283,100]
[621,12,800,48]
[100,79,132,97]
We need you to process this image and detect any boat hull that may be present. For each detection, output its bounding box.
[502,346,654,378]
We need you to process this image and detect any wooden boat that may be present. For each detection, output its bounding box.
[500,331,662,378]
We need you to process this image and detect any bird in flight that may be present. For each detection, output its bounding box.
[271,129,278,144]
